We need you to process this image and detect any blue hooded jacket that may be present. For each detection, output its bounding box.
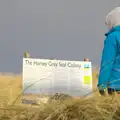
[98,25,120,90]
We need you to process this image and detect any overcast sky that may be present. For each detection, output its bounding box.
[0,0,120,73]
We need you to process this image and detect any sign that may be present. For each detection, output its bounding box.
[22,58,92,104]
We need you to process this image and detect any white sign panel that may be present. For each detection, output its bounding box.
[22,58,92,104]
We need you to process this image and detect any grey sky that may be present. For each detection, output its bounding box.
[0,0,119,73]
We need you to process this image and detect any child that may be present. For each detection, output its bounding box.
[98,7,120,95]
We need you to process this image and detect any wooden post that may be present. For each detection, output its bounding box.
[24,52,30,58]
[50,58,56,60]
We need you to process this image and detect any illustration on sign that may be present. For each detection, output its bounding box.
[84,64,90,69]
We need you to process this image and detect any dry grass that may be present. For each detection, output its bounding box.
[0,72,120,120]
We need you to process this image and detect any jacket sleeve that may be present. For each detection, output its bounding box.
[98,34,117,89]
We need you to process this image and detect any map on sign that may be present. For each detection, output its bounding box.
[22,58,92,104]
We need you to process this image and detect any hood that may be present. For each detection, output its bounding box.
[105,7,120,29]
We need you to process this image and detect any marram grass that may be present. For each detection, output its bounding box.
[0,72,120,120]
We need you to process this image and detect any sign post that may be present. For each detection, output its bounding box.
[22,58,92,104]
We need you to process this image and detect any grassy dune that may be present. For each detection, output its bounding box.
[0,72,120,120]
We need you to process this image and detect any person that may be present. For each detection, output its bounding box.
[98,7,120,95]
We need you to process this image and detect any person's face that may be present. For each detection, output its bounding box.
[106,22,113,30]
[108,24,113,30]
